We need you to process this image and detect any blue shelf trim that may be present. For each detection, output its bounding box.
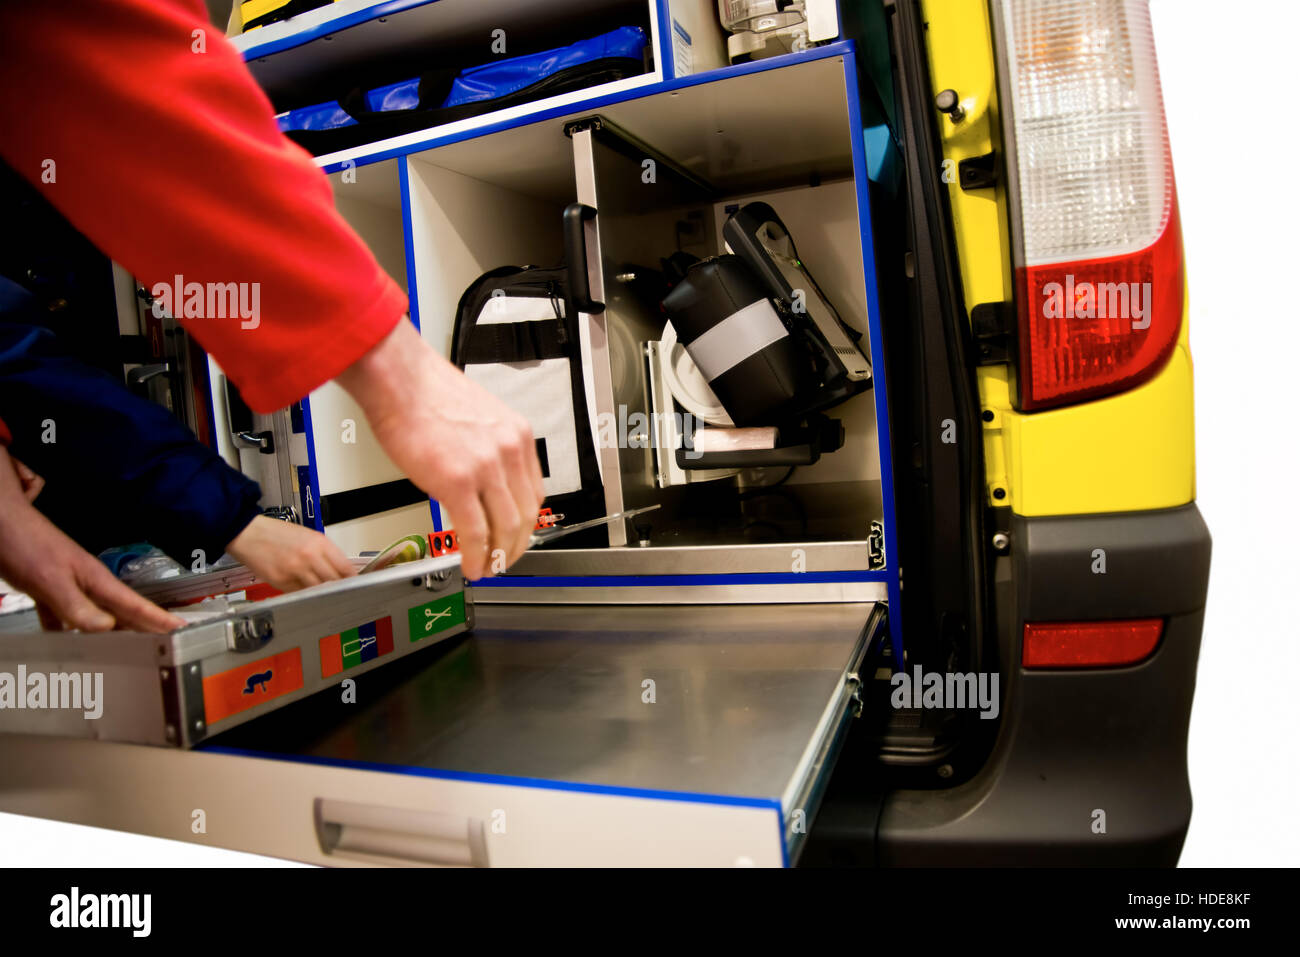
[200,745,785,812]
[471,568,889,588]
[842,51,904,664]
[299,395,326,532]
[396,158,444,533]
[397,158,421,333]
[656,0,675,80]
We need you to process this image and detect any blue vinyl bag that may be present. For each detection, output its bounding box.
[442,25,647,107]
[277,25,648,150]
[365,77,421,113]
[276,101,356,133]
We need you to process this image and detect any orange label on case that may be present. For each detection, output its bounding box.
[202,648,303,726]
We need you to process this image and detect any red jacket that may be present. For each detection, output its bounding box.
[0,0,407,414]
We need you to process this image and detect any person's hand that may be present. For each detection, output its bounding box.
[225,514,355,591]
[11,457,43,502]
[336,319,544,580]
[0,446,184,633]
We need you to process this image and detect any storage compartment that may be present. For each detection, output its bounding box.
[397,52,891,586]
[558,55,886,581]
[572,136,882,555]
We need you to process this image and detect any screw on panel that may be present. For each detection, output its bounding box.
[937,763,954,779]
[992,532,1010,552]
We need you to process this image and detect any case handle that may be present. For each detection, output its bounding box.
[563,202,605,315]
[314,798,489,867]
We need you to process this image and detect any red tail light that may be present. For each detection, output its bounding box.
[1023,618,1164,668]
[998,0,1184,410]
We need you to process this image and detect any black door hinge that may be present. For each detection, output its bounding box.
[959,151,998,190]
[971,300,1016,365]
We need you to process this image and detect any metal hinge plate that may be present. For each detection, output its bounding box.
[868,520,886,570]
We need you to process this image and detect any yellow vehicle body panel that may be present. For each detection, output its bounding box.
[239,0,341,33]
[919,0,1196,517]
[238,0,282,31]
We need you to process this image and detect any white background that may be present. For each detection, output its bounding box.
[1,0,1297,866]
[1151,0,1299,866]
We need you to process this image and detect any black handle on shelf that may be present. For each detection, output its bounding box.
[563,202,605,315]
[126,362,171,396]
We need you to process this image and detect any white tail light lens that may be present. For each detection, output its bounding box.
[999,0,1183,410]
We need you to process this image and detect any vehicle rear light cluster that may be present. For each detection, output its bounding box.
[1023,618,1164,668]
[998,0,1183,410]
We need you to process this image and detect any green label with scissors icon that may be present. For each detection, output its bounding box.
[407,592,467,643]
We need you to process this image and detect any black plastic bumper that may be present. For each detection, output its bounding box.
[876,503,1212,865]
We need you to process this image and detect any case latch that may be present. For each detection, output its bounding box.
[229,612,274,652]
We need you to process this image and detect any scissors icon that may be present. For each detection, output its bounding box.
[423,606,452,632]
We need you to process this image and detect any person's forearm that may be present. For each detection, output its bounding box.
[335,317,426,427]
[0,0,408,412]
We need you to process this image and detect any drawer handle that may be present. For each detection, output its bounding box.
[314,798,489,867]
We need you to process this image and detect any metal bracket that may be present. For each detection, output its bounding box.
[233,429,275,454]
[262,505,299,523]
[958,150,998,190]
[562,116,604,138]
[160,659,207,746]
[844,671,864,718]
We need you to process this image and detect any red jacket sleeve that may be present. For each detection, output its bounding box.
[0,0,407,412]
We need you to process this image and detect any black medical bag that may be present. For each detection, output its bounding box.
[449,208,607,535]
[661,202,871,428]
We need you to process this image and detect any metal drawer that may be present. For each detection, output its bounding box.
[0,600,879,866]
